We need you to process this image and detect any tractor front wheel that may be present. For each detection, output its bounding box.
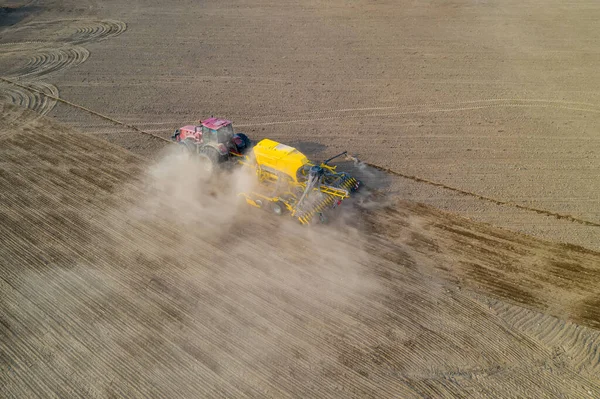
[234,133,252,154]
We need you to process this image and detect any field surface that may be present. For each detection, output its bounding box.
[1,0,599,398]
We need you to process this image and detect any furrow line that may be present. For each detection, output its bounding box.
[0,236,145,398]
[362,161,600,228]
[0,276,124,398]
[491,300,600,375]
[0,218,246,398]
[233,98,600,120]
[1,181,304,396]
[235,103,600,127]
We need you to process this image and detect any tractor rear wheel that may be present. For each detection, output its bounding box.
[179,139,196,154]
[197,146,220,175]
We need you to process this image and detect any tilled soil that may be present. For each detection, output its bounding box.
[1,104,600,398]
[1,0,600,397]
[2,0,597,249]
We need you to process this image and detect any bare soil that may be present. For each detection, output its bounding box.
[1,0,600,397]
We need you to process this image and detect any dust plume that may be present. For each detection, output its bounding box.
[131,146,255,234]
[78,144,388,387]
[125,144,381,297]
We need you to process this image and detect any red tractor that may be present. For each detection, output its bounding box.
[171,117,252,172]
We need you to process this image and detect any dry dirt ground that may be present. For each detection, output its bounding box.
[2,0,597,249]
[2,103,600,398]
[1,0,600,398]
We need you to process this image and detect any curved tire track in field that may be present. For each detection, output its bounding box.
[8,46,90,80]
[69,19,127,44]
[0,80,58,116]
[1,19,127,45]
[0,19,126,114]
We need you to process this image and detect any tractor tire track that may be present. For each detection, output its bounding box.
[68,19,127,44]
[85,127,171,136]
[0,19,125,114]
[94,97,600,130]
[1,19,127,45]
[235,102,600,128]
[234,98,600,121]
[7,46,90,80]
[0,80,58,116]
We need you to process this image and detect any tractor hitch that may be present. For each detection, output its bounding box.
[324,151,348,165]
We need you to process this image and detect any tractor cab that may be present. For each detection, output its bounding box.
[200,117,235,145]
[171,117,252,159]
[171,118,234,144]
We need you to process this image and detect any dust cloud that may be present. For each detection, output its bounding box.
[79,145,387,386]
[129,144,380,296]
[133,146,255,234]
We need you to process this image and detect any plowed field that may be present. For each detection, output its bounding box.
[1,0,599,397]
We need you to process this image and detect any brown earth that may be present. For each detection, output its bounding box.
[1,0,600,397]
[2,0,598,249]
[2,103,600,398]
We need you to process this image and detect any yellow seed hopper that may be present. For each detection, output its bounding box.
[237,139,360,224]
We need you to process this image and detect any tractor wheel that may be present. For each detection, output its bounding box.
[270,201,286,216]
[179,139,196,154]
[317,212,328,224]
[198,146,220,175]
[235,133,252,154]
